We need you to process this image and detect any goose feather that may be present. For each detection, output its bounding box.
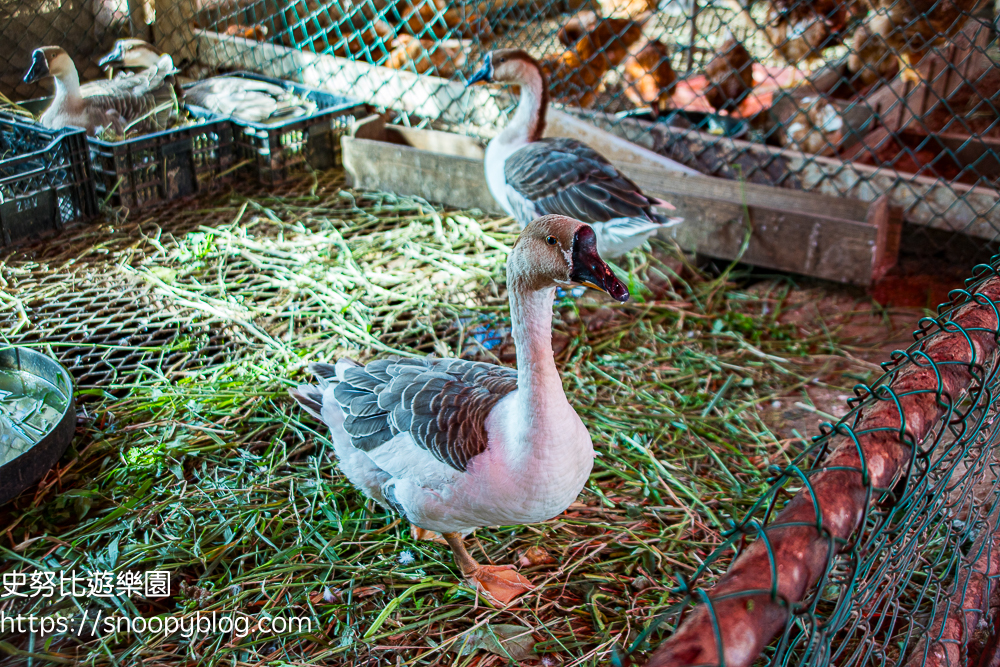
[471,49,683,258]
[290,216,626,539]
[26,47,175,136]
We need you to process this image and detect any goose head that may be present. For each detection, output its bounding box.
[466,49,541,87]
[24,47,74,84]
[99,39,163,69]
[510,215,629,302]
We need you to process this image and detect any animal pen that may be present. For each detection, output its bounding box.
[4,0,1000,664]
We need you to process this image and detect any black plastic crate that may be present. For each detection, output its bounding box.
[187,73,367,183]
[88,114,237,211]
[19,99,237,212]
[0,114,98,247]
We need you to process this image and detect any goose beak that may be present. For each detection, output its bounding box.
[465,57,493,87]
[23,51,48,84]
[98,44,125,68]
[569,226,629,302]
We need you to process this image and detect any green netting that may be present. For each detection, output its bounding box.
[628,257,1000,667]
[4,0,1000,249]
[4,0,1000,664]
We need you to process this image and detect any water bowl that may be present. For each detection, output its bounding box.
[0,346,75,505]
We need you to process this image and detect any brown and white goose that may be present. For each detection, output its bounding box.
[23,46,175,136]
[99,40,316,123]
[466,49,682,259]
[290,215,628,604]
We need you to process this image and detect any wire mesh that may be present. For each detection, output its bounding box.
[626,257,1000,667]
[0,0,142,101]
[3,0,999,248]
[5,0,1000,664]
[141,0,999,251]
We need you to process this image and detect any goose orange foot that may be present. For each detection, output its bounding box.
[410,525,449,545]
[465,565,534,605]
[442,532,534,604]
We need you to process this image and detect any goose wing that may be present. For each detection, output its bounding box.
[327,357,517,473]
[185,77,315,122]
[504,137,668,223]
[80,67,175,132]
[79,77,157,128]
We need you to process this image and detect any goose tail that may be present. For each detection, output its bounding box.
[649,195,677,211]
[652,213,684,228]
[289,385,324,421]
[289,360,350,420]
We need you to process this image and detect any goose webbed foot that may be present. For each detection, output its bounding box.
[410,525,449,544]
[442,532,533,604]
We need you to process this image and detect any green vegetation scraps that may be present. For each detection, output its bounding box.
[0,172,882,666]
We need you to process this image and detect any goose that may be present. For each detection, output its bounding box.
[466,49,682,259]
[289,214,629,604]
[23,46,175,136]
[99,40,316,123]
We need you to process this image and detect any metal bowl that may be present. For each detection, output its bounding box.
[0,346,75,505]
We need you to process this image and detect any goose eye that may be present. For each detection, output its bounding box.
[545,235,558,246]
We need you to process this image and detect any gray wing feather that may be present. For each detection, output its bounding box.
[334,382,368,404]
[349,393,383,417]
[344,412,390,438]
[331,355,517,472]
[80,70,174,132]
[311,362,339,384]
[504,138,668,224]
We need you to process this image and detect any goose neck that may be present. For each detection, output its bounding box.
[53,66,81,101]
[498,66,547,146]
[507,275,564,417]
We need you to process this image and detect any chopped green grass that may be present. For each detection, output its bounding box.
[0,171,881,666]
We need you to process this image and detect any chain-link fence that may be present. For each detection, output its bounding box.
[629,256,1000,667]
[0,0,146,101]
[6,0,1000,665]
[3,0,999,252]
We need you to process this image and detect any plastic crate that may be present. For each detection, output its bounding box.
[20,98,237,212]
[0,114,98,248]
[88,113,237,211]
[187,73,367,183]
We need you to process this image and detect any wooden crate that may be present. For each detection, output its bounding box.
[343,115,902,286]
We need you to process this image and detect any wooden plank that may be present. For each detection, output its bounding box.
[544,110,701,176]
[189,29,504,128]
[658,199,882,285]
[567,107,1000,240]
[392,126,487,159]
[869,195,903,281]
[620,169,892,285]
[621,162,872,222]
[934,132,1000,180]
[342,135,504,215]
[341,125,898,285]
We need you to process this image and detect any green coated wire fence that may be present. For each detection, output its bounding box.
[5,0,1000,664]
[628,256,1000,667]
[3,0,1000,252]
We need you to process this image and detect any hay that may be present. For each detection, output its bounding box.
[0,171,880,665]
